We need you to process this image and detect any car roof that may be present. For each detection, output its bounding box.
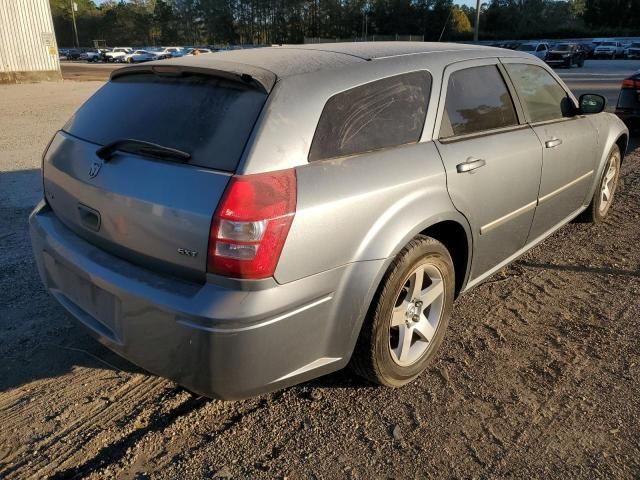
[114,42,525,92]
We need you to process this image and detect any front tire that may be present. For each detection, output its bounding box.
[351,235,454,387]
[578,145,621,223]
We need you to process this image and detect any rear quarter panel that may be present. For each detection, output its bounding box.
[274,141,468,284]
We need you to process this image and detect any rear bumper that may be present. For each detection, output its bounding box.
[30,201,382,399]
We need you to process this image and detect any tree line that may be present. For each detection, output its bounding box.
[50,0,639,48]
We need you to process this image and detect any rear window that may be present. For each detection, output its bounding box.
[64,72,267,172]
[308,71,431,162]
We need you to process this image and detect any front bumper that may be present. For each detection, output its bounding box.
[30,201,381,399]
[546,58,570,66]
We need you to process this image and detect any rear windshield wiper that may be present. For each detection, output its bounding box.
[96,139,191,163]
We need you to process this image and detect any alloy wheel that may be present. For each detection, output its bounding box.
[599,153,619,215]
[389,262,445,367]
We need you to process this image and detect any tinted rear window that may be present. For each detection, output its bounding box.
[64,73,267,172]
[308,71,431,162]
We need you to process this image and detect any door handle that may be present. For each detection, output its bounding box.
[456,157,486,173]
[545,138,563,148]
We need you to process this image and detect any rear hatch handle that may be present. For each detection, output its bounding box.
[96,139,191,163]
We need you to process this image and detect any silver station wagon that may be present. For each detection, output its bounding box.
[30,43,628,399]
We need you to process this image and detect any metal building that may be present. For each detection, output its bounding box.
[0,0,61,83]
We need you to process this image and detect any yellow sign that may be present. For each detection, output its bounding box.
[49,46,57,56]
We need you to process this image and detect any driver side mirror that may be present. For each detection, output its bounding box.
[579,93,606,114]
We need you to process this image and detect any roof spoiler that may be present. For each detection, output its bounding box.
[110,60,277,93]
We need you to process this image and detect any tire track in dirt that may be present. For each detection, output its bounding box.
[49,392,210,480]
[1,375,167,478]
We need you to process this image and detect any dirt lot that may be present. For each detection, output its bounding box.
[1,79,639,479]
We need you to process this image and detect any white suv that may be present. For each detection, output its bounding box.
[105,47,133,63]
[594,41,623,59]
[516,42,549,60]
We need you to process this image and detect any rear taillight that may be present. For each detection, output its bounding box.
[207,169,296,279]
[621,78,640,89]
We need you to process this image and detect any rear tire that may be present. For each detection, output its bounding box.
[578,145,621,223]
[351,235,455,387]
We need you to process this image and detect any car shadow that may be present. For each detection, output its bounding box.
[0,168,143,393]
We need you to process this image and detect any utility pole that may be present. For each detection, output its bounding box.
[473,0,481,42]
[70,1,79,48]
[365,12,368,41]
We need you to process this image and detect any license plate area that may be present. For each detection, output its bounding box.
[43,252,122,343]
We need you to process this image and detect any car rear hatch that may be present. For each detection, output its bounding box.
[43,66,271,282]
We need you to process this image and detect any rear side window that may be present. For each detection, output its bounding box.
[308,71,431,162]
[64,73,267,172]
[439,66,518,138]
[505,64,573,123]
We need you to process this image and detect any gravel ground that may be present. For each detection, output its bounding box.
[1,80,639,479]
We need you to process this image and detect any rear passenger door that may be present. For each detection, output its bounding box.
[502,61,598,240]
[435,59,543,282]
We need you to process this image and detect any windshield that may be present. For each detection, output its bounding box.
[554,44,571,51]
[630,43,640,48]
[601,42,617,47]
[517,44,536,51]
[64,72,267,172]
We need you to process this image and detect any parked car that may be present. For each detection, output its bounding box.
[516,42,549,59]
[615,71,640,130]
[545,43,586,68]
[80,49,108,62]
[624,42,640,59]
[184,47,213,55]
[491,41,521,50]
[65,48,82,60]
[123,49,156,63]
[578,42,596,58]
[593,41,624,59]
[105,47,133,62]
[30,43,628,400]
[152,47,185,59]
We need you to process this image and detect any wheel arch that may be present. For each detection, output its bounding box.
[362,214,473,323]
[343,216,473,365]
[419,220,470,297]
[616,133,629,163]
